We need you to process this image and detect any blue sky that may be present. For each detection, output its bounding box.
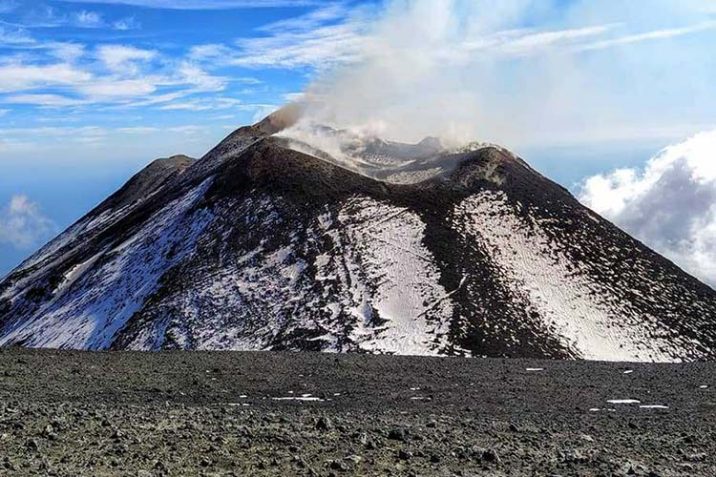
[1,0,716,276]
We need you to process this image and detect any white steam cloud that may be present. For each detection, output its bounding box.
[580,130,716,286]
[279,0,716,148]
[0,195,56,249]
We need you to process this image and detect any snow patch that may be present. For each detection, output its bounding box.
[272,396,325,402]
[453,191,689,362]
[607,399,641,404]
[0,178,215,349]
[337,197,454,355]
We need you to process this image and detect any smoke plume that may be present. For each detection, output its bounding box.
[278,0,715,148]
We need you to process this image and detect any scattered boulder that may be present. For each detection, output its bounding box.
[316,416,333,431]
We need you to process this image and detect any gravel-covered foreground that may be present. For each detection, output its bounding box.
[0,349,714,476]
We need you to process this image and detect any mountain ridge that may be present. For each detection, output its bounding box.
[1,114,715,361]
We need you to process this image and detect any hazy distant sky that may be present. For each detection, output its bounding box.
[1,0,716,277]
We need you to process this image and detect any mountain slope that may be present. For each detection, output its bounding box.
[1,119,715,361]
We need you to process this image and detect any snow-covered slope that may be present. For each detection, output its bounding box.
[1,117,715,360]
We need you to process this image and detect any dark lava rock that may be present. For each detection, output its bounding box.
[0,349,714,477]
[398,449,413,460]
[388,429,407,441]
[315,416,333,431]
[482,448,501,464]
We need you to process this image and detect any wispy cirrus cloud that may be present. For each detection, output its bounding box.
[490,24,619,55]
[175,62,227,92]
[112,16,141,31]
[192,3,371,69]
[0,24,35,45]
[233,22,365,69]
[257,3,349,32]
[12,4,139,30]
[96,44,157,73]
[3,93,89,107]
[0,1,18,14]
[73,10,105,28]
[577,20,716,51]
[47,42,86,62]
[0,38,230,108]
[0,63,92,93]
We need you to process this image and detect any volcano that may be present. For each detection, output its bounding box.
[1,112,715,361]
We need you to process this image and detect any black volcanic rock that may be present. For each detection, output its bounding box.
[4,349,715,477]
[0,115,715,360]
[97,154,194,211]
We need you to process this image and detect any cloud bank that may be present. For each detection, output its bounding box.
[580,130,716,286]
[0,195,56,249]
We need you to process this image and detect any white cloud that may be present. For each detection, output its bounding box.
[494,24,618,55]
[73,10,105,28]
[0,63,92,92]
[184,2,372,69]
[79,78,158,99]
[227,4,620,71]
[232,22,366,69]
[0,43,230,108]
[9,3,138,30]
[580,129,716,286]
[0,25,35,45]
[257,3,349,33]
[112,17,141,31]
[0,195,56,249]
[188,44,233,60]
[96,44,157,74]
[577,21,716,51]
[18,5,110,29]
[3,93,88,107]
[176,62,227,91]
[226,1,712,69]
[116,91,187,108]
[47,42,86,62]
